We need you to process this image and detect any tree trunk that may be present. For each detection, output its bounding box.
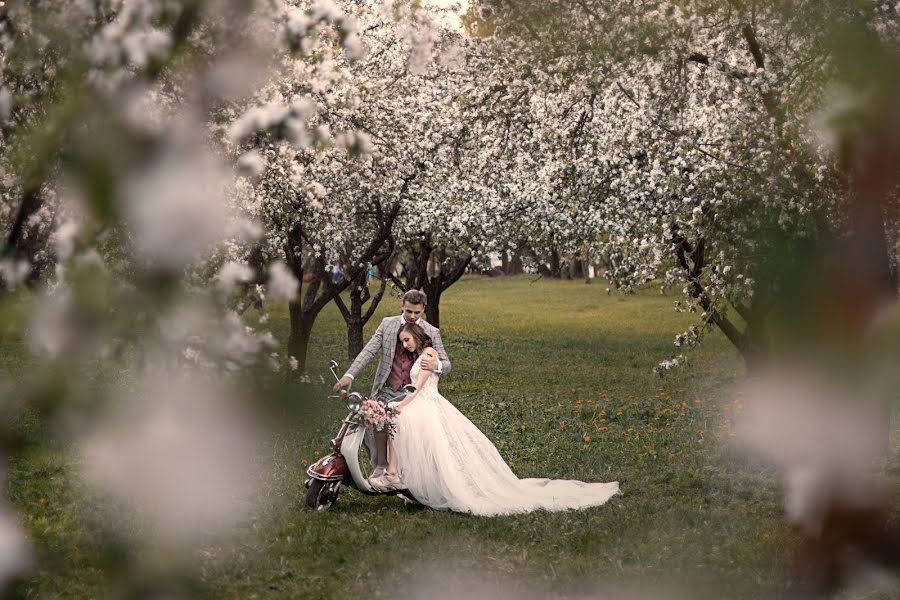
[424,292,441,328]
[520,243,551,277]
[390,235,472,330]
[582,246,592,284]
[335,265,389,361]
[506,251,523,275]
[671,225,769,370]
[236,244,266,314]
[287,301,315,373]
[419,246,443,328]
[282,197,398,374]
[549,248,562,278]
[347,317,364,361]
[569,254,584,279]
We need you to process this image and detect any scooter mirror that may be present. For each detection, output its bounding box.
[329,360,340,383]
[402,384,416,395]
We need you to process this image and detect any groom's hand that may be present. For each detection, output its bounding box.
[420,354,438,371]
[334,376,353,392]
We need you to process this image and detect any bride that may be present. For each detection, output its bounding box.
[372,322,620,516]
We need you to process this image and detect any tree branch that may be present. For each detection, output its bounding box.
[742,24,765,69]
[362,277,388,323]
[441,252,474,292]
[333,292,351,320]
[688,52,710,66]
[2,186,42,260]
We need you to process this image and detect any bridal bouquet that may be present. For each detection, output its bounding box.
[359,399,395,436]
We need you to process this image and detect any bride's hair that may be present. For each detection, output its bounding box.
[398,322,432,351]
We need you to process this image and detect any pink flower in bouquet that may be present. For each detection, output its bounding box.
[360,399,389,431]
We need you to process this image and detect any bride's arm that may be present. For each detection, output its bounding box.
[395,349,436,412]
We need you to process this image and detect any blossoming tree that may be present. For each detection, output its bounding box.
[469,0,899,370]
[0,0,375,593]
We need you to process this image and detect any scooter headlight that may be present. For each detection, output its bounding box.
[347,392,363,412]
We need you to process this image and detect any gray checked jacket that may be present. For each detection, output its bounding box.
[345,315,451,397]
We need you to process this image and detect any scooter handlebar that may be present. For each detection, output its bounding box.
[328,385,413,406]
[383,385,416,403]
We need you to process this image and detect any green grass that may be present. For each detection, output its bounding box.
[223,276,776,599]
[6,276,898,599]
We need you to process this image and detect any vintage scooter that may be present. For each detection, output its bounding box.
[304,360,417,510]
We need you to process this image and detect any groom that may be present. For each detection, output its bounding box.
[333,289,451,484]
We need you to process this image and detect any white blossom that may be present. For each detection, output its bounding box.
[124,147,234,270]
[734,369,889,535]
[0,505,31,587]
[266,261,299,301]
[52,221,81,261]
[79,375,267,546]
[216,261,254,291]
[0,87,11,121]
[0,259,30,289]
[236,150,267,178]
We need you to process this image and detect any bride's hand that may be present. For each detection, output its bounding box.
[388,401,403,415]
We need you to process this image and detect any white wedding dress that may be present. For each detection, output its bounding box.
[390,357,620,516]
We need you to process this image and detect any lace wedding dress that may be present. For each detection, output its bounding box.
[390,357,620,516]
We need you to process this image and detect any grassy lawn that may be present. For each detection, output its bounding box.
[6,275,897,599]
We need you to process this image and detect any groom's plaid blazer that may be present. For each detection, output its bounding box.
[346,315,451,397]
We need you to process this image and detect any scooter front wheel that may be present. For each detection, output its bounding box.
[305,479,341,510]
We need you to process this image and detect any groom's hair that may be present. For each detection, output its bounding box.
[402,289,427,306]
